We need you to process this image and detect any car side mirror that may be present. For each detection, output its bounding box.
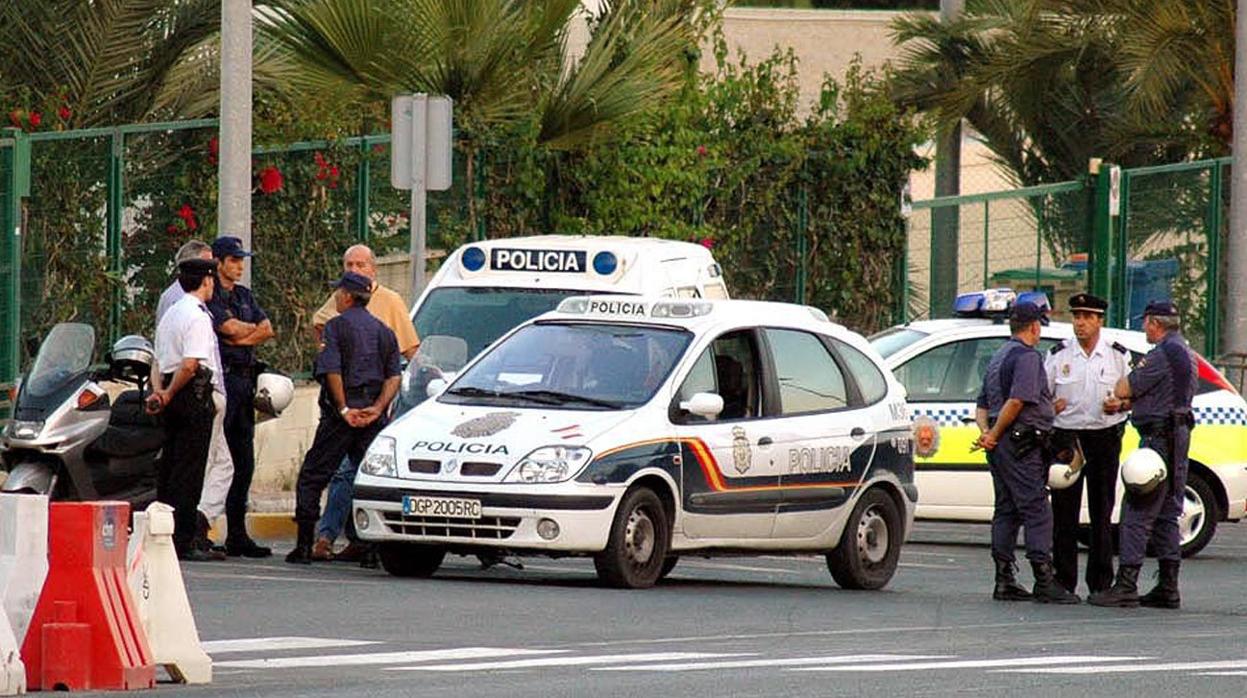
[426,378,447,398]
[679,392,724,420]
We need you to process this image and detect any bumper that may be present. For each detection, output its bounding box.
[1210,462,1247,521]
[352,481,621,552]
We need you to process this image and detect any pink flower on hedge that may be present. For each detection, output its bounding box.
[696,145,708,157]
[57,105,71,122]
[698,237,715,249]
[27,111,41,128]
[258,166,284,195]
[177,204,198,231]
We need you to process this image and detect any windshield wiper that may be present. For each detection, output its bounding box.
[444,386,504,398]
[502,389,621,409]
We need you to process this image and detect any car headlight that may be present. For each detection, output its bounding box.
[505,446,593,484]
[359,436,398,478]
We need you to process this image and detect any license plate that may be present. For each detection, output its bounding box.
[402,496,482,519]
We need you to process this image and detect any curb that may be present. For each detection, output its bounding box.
[209,512,297,542]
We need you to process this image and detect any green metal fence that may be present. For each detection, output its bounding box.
[907,158,1230,360]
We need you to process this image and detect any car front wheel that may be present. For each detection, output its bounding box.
[378,543,446,578]
[826,488,903,590]
[1178,472,1218,558]
[594,487,671,589]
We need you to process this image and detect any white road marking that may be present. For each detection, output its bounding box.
[676,561,803,575]
[216,647,563,669]
[792,655,1146,672]
[595,654,951,672]
[999,659,1247,675]
[1199,672,1247,677]
[201,637,381,654]
[186,572,382,586]
[897,562,959,570]
[390,652,749,672]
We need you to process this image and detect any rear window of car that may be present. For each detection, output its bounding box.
[869,328,929,359]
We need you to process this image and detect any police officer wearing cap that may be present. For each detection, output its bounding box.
[148,257,221,561]
[207,235,276,558]
[975,301,1079,604]
[286,271,401,564]
[1043,292,1132,594]
[1090,299,1196,609]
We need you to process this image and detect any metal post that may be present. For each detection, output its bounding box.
[1089,162,1113,300]
[355,137,371,242]
[106,130,124,344]
[475,149,487,242]
[1207,163,1224,357]
[1225,0,1247,355]
[982,200,989,287]
[796,183,808,303]
[408,95,429,299]
[1113,173,1132,328]
[219,0,253,282]
[1,129,29,383]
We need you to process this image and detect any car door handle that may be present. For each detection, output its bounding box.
[757,436,773,446]
[850,427,867,439]
[961,417,977,424]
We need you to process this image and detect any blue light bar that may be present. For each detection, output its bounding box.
[592,251,618,275]
[461,246,486,271]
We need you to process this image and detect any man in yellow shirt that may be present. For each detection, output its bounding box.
[312,244,419,563]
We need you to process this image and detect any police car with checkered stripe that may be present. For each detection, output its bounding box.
[870,289,1247,557]
[354,296,915,589]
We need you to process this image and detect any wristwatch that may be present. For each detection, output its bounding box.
[339,406,350,416]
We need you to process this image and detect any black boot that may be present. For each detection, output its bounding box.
[992,558,1032,601]
[193,512,226,561]
[285,522,314,565]
[1088,564,1141,607]
[1031,559,1080,604]
[1139,560,1181,609]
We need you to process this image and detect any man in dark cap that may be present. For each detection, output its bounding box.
[974,301,1078,604]
[1043,292,1132,594]
[286,271,401,564]
[207,235,276,558]
[1090,300,1197,608]
[148,257,222,561]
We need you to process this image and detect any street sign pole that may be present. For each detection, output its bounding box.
[408,95,428,299]
[392,94,453,303]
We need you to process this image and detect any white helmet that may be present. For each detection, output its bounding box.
[1122,448,1167,495]
[255,372,294,419]
[1047,442,1084,490]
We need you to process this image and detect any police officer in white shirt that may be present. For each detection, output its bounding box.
[1044,292,1132,594]
[156,239,233,559]
[148,257,223,561]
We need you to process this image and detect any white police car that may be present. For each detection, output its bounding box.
[355,296,915,589]
[396,236,728,414]
[870,289,1247,557]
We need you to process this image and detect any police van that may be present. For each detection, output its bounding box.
[396,236,729,414]
[870,289,1247,557]
[355,296,915,589]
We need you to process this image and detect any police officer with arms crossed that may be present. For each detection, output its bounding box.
[147,257,221,561]
[287,271,401,564]
[975,302,1079,604]
[310,244,419,563]
[1044,293,1131,594]
[208,236,276,558]
[1089,300,1196,609]
[156,240,232,559]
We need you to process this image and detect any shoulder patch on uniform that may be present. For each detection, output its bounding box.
[1049,340,1066,356]
[1111,341,1128,354]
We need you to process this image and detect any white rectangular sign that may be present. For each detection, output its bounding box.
[390,94,453,191]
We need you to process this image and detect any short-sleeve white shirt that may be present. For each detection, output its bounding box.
[155,280,184,326]
[1044,333,1131,430]
[155,293,224,394]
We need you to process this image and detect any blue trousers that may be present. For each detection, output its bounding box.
[1119,426,1190,566]
[316,454,361,542]
[989,432,1053,564]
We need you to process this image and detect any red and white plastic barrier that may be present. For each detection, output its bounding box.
[0,493,49,696]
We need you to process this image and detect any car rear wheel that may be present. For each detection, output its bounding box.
[594,487,670,589]
[826,488,902,590]
[1178,472,1218,558]
[378,543,446,578]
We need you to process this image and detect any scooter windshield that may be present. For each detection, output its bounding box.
[25,323,95,398]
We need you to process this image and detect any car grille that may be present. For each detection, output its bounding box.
[460,461,501,477]
[381,511,520,539]
[408,459,440,474]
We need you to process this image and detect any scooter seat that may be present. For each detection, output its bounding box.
[90,390,164,458]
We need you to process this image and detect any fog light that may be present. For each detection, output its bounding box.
[355,509,369,532]
[536,518,560,540]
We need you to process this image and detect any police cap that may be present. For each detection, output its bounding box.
[1009,301,1045,324]
[177,257,218,278]
[1143,299,1180,317]
[212,235,253,259]
[330,271,372,294]
[1069,292,1107,315]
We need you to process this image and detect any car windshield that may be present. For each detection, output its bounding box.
[26,323,95,397]
[869,327,929,359]
[441,322,692,410]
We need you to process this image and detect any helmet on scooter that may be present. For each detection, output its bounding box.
[1122,447,1167,495]
[254,371,294,420]
[107,335,154,382]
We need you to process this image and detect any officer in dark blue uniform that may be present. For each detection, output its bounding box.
[208,235,276,558]
[975,302,1078,604]
[1090,300,1196,609]
[286,271,401,564]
